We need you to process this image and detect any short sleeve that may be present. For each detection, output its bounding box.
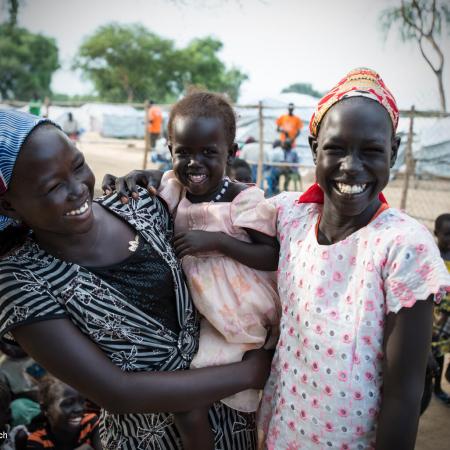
[382,223,450,314]
[0,264,67,344]
[158,170,183,214]
[230,187,277,236]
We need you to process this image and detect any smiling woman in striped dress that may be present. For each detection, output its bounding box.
[0,110,271,450]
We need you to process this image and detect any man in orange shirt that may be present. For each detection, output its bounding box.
[276,103,303,147]
[148,100,163,148]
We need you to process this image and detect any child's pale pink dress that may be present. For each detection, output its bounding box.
[159,171,281,412]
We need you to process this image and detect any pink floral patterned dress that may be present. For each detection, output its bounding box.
[258,192,450,450]
[159,171,281,412]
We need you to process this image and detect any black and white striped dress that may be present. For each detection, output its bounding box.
[0,190,257,450]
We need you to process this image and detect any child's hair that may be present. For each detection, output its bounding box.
[435,213,450,232]
[37,376,65,411]
[167,90,236,148]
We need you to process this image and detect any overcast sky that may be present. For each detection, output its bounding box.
[9,0,450,110]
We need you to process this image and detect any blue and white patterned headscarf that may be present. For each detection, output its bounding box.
[0,109,52,230]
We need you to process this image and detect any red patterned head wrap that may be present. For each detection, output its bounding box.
[300,68,397,204]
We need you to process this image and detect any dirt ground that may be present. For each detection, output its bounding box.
[79,133,450,449]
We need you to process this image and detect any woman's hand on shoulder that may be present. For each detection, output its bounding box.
[102,169,163,203]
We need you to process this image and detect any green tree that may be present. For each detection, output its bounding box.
[0,0,59,100]
[74,23,178,103]
[281,82,323,98]
[380,0,450,111]
[74,25,248,103]
[0,25,59,100]
[175,37,248,102]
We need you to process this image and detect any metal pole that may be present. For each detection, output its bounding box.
[256,101,264,187]
[142,100,150,169]
[400,105,415,210]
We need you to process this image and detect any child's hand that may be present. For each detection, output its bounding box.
[173,231,222,258]
[101,170,163,203]
[242,347,274,389]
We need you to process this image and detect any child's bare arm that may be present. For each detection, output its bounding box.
[375,297,434,450]
[173,229,279,271]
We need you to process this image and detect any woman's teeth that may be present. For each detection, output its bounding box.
[336,183,367,194]
[65,201,89,216]
[188,174,207,183]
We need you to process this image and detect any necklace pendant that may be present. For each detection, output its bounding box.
[128,234,139,252]
[212,178,230,203]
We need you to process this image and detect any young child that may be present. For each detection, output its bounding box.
[25,376,101,449]
[257,68,450,449]
[431,213,450,403]
[159,91,281,447]
[105,91,281,448]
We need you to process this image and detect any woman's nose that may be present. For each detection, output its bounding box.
[67,180,87,200]
[341,152,363,174]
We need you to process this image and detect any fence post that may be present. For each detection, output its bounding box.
[142,100,150,169]
[256,101,264,187]
[400,105,415,210]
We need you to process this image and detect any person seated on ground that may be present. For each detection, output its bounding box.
[227,158,253,183]
[0,378,28,450]
[61,113,79,142]
[25,376,100,450]
[431,213,450,404]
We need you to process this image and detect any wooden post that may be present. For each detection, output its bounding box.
[43,96,50,118]
[400,105,415,210]
[256,101,264,187]
[142,100,150,169]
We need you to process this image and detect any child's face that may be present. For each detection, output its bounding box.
[310,98,399,217]
[2,126,96,237]
[435,220,450,252]
[46,385,85,433]
[170,115,232,198]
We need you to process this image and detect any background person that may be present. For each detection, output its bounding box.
[431,213,450,404]
[275,102,303,148]
[61,113,79,142]
[25,376,101,450]
[147,100,163,148]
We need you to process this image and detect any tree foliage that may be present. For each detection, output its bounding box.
[74,23,247,103]
[281,82,323,98]
[380,0,450,111]
[0,25,59,100]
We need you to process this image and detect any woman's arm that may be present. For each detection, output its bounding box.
[375,297,434,450]
[12,318,272,415]
[173,229,279,271]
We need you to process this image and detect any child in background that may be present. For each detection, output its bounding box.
[26,376,100,449]
[431,213,450,403]
[228,157,253,183]
[258,68,450,449]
